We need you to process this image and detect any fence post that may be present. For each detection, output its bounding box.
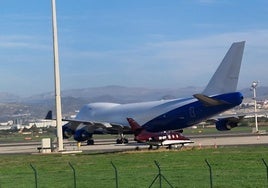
[111,161,118,188]
[149,160,174,188]
[69,162,77,188]
[262,158,268,187]
[30,163,38,188]
[205,159,213,188]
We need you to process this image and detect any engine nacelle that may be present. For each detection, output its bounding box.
[215,119,238,131]
[62,124,74,139]
[73,129,93,142]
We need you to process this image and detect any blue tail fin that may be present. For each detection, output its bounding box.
[202,41,245,95]
[45,110,53,120]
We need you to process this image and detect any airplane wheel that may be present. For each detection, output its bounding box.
[116,138,123,144]
[87,139,94,145]
[123,138,128,144]
[116,138,128,144]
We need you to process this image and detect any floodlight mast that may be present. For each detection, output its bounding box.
[51,0,63,151]
[251,81,259,133]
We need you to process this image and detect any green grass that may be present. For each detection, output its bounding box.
[0,146,268,187]
[183,123,268,135]
[0,132,56,143]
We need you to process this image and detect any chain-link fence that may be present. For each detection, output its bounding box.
[0,159,268,188]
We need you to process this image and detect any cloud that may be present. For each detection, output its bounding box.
[0,35,50,50]
[59,29,268,90]
[1,27,268,95]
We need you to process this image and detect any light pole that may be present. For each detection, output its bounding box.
[251,81,259,133]
[51,0,63,151]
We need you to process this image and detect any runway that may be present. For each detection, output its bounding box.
[0,134,267,154]
[190,134,268,147]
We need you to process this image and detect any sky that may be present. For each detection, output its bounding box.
[1,0,268,97]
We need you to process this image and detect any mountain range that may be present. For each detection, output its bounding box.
[0,85,267,122]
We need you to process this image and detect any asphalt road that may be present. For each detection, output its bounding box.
[0,134,267,154]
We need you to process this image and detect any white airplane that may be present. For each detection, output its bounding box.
[46,41,245,145]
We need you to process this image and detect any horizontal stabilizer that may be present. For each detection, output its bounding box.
[193,94,228,106]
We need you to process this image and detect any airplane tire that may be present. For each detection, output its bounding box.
[123,138,128,144]
[87,139,94,145]
[116,139,123,144]
[116,138,128,144]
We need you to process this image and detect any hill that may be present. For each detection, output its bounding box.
[0,85,267,121]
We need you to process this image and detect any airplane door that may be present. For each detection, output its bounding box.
[189,107,196,118]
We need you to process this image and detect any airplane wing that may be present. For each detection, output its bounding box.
[45,111,126,133]
[67,119,125,131]
[207,115,244,124]
[66,119,128,134]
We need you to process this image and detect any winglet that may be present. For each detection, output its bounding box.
[202,41,245,95]
[193,94,229,106]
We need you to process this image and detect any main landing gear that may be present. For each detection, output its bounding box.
[116,133,128,144]
[85,133,128,145]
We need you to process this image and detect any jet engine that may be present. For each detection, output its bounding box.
[215,119,238,131]
[62,124,74,139]
[73,128,93,142]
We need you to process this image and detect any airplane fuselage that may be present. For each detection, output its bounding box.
[75,92,243,133]
[54,41,246,143]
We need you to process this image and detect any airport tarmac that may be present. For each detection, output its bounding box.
[191,134,268,147]
[0,134,267,154]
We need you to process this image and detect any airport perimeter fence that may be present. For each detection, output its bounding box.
[0,158,268,188]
